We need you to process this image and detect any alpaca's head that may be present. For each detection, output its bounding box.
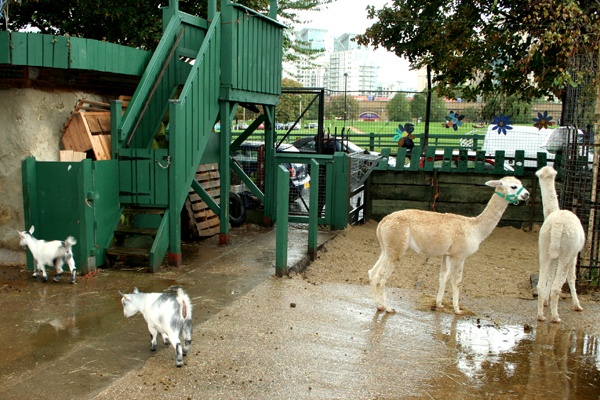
[535,166,557,181]
[486,176,530,204]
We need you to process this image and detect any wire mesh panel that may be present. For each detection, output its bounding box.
[349,153,382,192]
[559,127,599,285]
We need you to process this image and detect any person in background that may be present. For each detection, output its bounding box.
[320,132,341,155]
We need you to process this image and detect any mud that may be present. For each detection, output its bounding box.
[2,223,600,399]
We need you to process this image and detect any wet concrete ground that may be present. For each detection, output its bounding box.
[2,225,600,399]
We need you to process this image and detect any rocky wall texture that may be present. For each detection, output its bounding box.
[0,88,105,264]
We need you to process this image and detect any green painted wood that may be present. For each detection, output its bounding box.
[26,34,43,66]
[1,32,150,74]
[0,31,9,64]
[275,165,290,277]
[52,36,69,69]
[11,32,28,65]
[221,3,283,98]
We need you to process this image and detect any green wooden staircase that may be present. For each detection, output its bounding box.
[106,0,284,271]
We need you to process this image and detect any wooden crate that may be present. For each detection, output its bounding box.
[59,150,86,162]
[184,163,222,238]
[62,111,112,160]
[60,97,131,161]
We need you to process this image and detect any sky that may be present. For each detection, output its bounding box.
[295,0,419,90]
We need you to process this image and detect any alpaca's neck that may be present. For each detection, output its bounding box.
[473,193,510,239]
[539,178,560,218]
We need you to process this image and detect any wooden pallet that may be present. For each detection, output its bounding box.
[184,163,221,238]
[60,96,131,160]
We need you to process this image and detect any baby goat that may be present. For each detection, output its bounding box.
[119,286,193,367]
[17,225,77,283]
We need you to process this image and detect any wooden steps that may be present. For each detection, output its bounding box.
[106,206,164,271]
[183,163,221,238]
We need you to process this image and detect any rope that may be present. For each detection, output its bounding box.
[431,174,439,211]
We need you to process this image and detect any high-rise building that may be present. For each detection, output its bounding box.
[325,33,378,94]
[291,30,380,94]
[295,28,329,88]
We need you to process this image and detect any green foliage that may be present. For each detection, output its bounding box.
[277,78,305,124]
[387,93,411,121]
[411,91,447,122]
[481,94,533,124]
[327,95,359,120]
[355,0,600,102]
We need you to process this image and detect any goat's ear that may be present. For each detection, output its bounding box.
[29,226,35,234]
[118,291,130,301]
[133,287,139,294]
[485,180,502,188]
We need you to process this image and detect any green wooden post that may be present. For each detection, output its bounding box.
[514,150,525,176]
[21,157,38,270]
[308,159,319,260]
[219,102,232,244]
[275,165,290,277]
[331,152,349,230]
[110,100,122,158]
[168,99,182,265]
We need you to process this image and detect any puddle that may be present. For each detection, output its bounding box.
[438,318,600,397]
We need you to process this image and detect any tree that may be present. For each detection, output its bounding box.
[355,0,600,103]
[386,93,412,122]
[411,91,447,122]
[277,78,305,124]
[480,94,533,124]
[4,0,328,61]
[327,95,359,121]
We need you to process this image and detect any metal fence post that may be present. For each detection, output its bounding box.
[308,159,320,259]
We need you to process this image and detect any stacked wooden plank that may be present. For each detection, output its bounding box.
[60,96,130,160]
[183,163,221,238]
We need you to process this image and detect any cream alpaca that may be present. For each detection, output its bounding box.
[535,166,585,323]
[369,176,530,314]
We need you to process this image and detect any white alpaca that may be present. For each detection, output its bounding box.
[369,176,530,314]
[535,166,585,323]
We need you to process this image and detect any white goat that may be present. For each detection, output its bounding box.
[17,225,77,283]
[535,166,585,323]
[369,176,530,314]
[119,286,193,367]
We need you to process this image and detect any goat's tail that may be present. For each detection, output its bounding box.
[64,236,77,252]
[176,287,192,321]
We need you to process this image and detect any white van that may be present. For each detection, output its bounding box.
[482,124,590,169]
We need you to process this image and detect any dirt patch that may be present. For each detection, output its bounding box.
[303,220,600,331]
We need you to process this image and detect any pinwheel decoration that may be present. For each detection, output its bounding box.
[393,123,416,149]
[533,111,554,130]
[491,114,513,135]
[445,111,465,131]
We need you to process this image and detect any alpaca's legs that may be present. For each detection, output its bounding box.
[537,254,550,321]
[436,256,451,310]
[450,258,466,315]
[369,254,396,313]
[550,264,571,323]
[567,257,583,312]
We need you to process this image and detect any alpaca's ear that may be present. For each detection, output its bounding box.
[133,287,139,294]
[485,180,502,188]
[29,226,35,234]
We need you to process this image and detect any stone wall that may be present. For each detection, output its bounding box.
[0,88,105,264]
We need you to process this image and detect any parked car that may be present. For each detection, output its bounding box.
[231,142,310,202]
[290,136,396,167]
[482,124,592,170]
